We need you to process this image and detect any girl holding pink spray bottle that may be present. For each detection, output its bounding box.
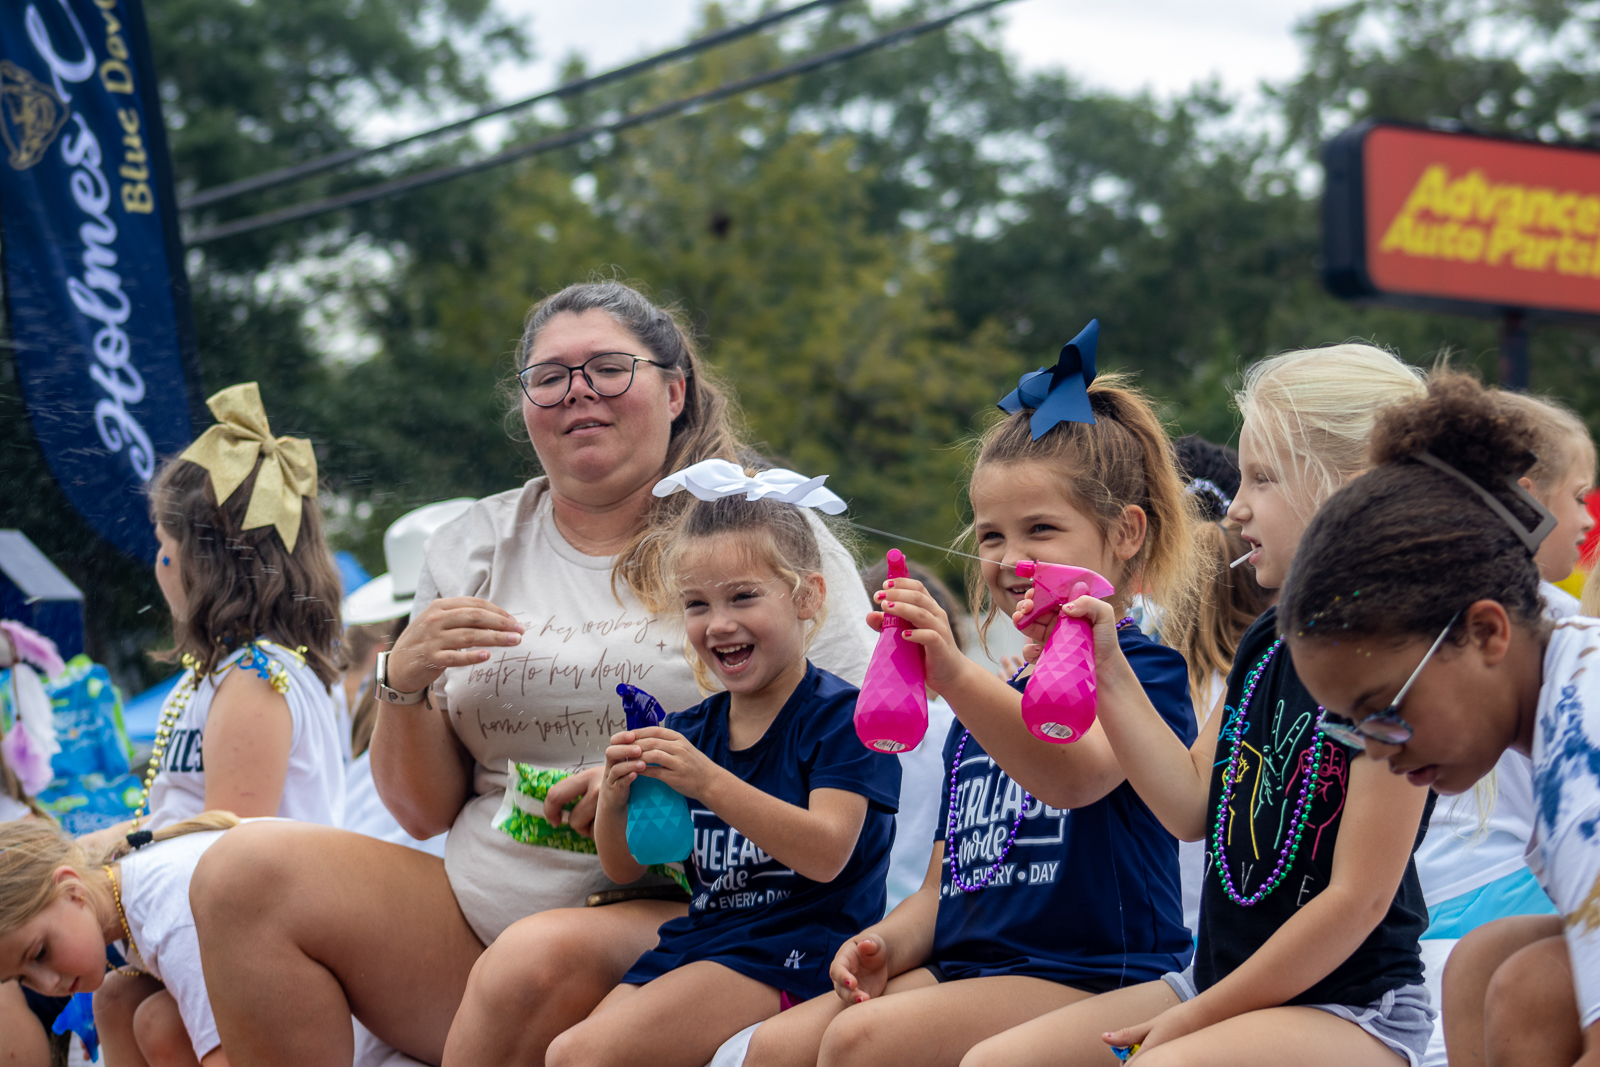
[745,321,1203,1067]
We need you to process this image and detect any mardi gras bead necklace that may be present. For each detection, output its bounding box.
[132,640,304,825]
[947,617,1138,893]
[105,864,147,976]
[1210,637,1327,907]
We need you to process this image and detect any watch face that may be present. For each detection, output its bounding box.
[376,651,391,687]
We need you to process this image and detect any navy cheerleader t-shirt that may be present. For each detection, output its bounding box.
[931,626,1196,991]
[623,663,901,998]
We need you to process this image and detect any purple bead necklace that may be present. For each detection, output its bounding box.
[1210,637,1328,907]
[946,616,1138,894]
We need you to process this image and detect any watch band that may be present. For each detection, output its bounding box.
[375,650,428,705]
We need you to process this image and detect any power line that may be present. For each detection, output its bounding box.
[183,0,1014,246]
[179,0,850,211]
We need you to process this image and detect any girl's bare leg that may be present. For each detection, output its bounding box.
[441,900,685,1067]
[815,971,1097,1067]
[133,991,199,1067]
[94,971,163,1067]
[1442,914,1563,1067]
[744,968,879,1067]
[191,822,483,1067]
[1483,935,1582,1067]
[961,981,1178,1067]
[965,990,1403,1067]
[0,980,52,1067]
[545,962,780,1067]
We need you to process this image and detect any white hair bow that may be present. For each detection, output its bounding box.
[653,459,847,514]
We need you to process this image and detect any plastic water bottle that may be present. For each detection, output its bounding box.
[854,548,929,753]
[617,684,694,864]
[1011,561,1116,743]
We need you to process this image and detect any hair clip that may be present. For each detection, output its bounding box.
[124,830,154,851]
[998,319,1099,439]
[1412,451,1556,556]
[652,459,847,514]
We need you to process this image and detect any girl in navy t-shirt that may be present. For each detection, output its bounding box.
[549,465,900,1067]
[964,347,1437,1067]
[746,355,1203,1067]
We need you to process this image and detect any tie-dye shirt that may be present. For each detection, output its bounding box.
[1526,617,1600,1027]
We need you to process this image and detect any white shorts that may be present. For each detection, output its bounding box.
[1161,966,1435,1066]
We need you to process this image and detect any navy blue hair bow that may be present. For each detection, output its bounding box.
[997,319,1099,439]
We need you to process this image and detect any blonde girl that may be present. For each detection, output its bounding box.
[748,323,1204,1067]
[548,466,900,1067]
[963,344,1437,1067]
[0,814,241,1066]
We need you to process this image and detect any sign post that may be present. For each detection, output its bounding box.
[0,0,200,560]
[1323,120,1600,390]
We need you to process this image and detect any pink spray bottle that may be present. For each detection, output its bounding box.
[1011,561,1116,743]
[854,549,929,753]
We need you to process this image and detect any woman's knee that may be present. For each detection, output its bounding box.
[545,1021,609,1067]
[190,823,300,929]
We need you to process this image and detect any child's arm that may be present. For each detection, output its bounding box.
[880,580,1129,810]
[595,732,649,885]
[202,667,293,817]
[830,842,943,1003]
[621,727,868,883]
[1105,755,1429,1055]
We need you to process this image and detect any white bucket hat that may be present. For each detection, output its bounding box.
[342,499,476,626]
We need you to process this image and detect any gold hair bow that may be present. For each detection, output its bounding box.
[179,383,318,552]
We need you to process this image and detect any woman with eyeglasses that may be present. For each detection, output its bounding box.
[187,281,877,1067]
[1283,372,1600,1067]
[964,346,1438,1067]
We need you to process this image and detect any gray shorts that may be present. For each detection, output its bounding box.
[1161,967,1436,1066]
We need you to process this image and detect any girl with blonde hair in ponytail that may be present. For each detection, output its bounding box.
[0,813,241,1065]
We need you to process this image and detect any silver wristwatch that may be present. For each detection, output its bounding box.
[375,650,428,705]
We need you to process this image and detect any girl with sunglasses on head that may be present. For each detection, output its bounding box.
[1281,372,1600,1067]
[963,345,1438,1067]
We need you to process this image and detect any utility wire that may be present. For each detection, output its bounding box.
[184,0,1014,246]
[179,0,850,211]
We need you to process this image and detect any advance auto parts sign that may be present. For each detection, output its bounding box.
[0,0,198,560]
[1322,121,1600,321]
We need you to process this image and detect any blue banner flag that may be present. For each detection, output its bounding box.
[0,0,199,560]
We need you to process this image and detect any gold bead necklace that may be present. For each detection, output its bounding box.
[104,864,147,977]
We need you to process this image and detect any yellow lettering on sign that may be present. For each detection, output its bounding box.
[1380,164,1600,278]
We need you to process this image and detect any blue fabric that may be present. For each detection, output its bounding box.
[930,626,1197,987]
[997,319,1100,438]
[1422,866,1556,940]
[623,663,901,998]
[0,0,198,560]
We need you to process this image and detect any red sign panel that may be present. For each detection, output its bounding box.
[1361,125,1600,316]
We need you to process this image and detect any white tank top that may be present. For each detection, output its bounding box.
[144,640,345,830]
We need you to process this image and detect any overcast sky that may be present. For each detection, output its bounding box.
[490,0,1334,102]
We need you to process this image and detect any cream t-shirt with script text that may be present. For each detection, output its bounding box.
[413,477,875,943]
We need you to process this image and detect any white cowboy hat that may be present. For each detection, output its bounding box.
[342,499,475,627]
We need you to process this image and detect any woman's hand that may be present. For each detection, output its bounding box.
[600,735,641,811]
[873,578,966,692]
[624,727,721,800]
[383,596,524,694]
[544,765,602,837]
[831,933,891,1004]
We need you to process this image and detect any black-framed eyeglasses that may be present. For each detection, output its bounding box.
[1317,611,1460,749]
[515,352,673,408]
